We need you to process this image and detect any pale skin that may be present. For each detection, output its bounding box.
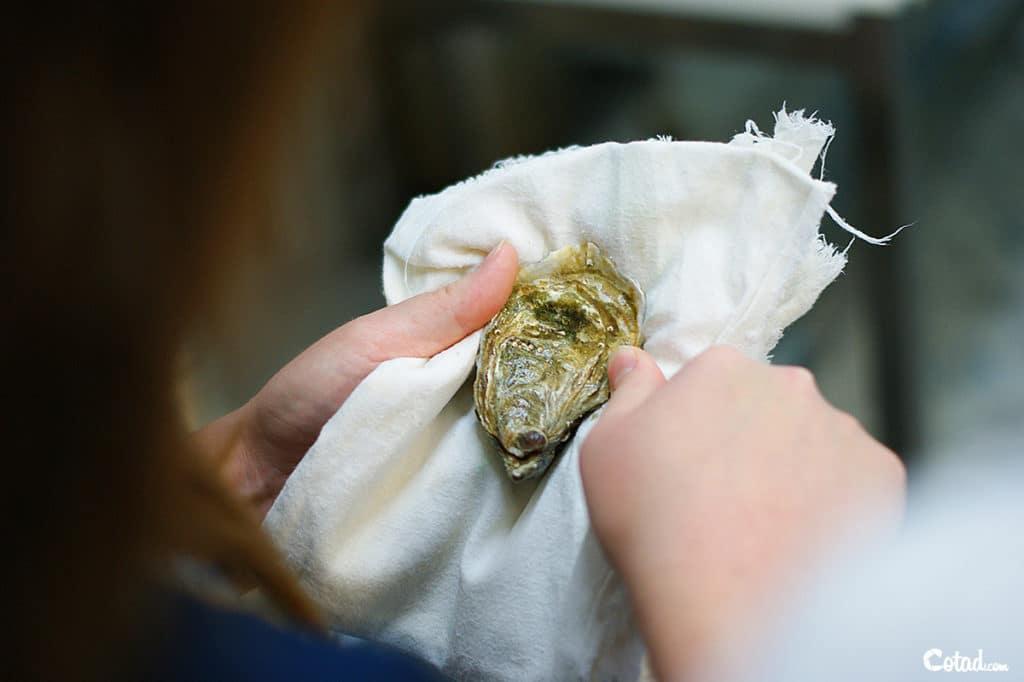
[195,242,906,680]
[582,345,906,680]
[194,241,519,518]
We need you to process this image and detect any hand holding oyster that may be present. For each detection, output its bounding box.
[473,242,644,481]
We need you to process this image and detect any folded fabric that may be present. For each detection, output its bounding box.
[265,108,849,681]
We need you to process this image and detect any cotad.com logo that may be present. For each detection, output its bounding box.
[923,649,1009,673]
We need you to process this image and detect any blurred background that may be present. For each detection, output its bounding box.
[189,0,1024,478]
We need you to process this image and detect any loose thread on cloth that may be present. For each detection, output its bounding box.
[400,107,913,299]
[748,107,914,248]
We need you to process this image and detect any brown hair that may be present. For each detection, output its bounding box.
[6,3,357,678]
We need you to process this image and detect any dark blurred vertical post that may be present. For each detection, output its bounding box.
[847,17,918,463]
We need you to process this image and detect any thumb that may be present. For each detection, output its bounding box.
[349,241,519,362]
[248,242,518,452]
[600,347,666,422]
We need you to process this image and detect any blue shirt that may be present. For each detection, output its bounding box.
[142,591,449,681]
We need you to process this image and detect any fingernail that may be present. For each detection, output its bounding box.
[608,346,638,389]
[483,240,506,265]
[469,241,505,275]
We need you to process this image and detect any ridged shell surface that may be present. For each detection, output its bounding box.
[474,242,644,481]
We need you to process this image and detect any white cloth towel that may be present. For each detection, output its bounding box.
[265,108,848,681]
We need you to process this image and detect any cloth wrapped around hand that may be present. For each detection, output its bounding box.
[265,109,850,681]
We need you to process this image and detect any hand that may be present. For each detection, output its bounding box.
[579,345,905,681]
[195,242,519,518]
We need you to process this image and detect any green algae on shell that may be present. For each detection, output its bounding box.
[473,242,644,481]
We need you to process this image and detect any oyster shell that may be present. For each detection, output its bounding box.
[474,242,644,481]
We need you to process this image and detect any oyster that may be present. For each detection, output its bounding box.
[474,242,644,481]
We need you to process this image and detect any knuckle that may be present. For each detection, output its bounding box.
[834,415,906,489]
[780,365,817,391]
[436,279,460,309]
[433,280,473,334]
[882,446,907,486]
[835,409,863,433]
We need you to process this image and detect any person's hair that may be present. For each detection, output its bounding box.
[6,4,356,678]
